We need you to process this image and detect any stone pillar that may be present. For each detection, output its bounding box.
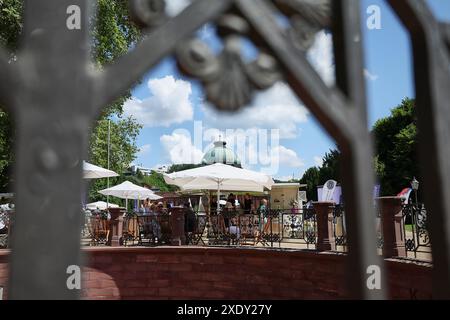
[313,202,335,252]
[108,207,125,247]
[377,197,406,258]
[170,207,185,246]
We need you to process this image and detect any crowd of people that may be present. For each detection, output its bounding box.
[138,199,170,216]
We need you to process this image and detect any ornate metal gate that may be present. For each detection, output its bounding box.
[0,0,448,299]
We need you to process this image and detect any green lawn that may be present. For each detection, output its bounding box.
[404,224,413,232]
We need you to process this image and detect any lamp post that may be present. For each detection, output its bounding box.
[411,177,419,205]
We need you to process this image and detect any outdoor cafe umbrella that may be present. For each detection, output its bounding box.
[163,163,274,211]
[86,201,119,211]
[98,181,162,210]
[83,161,119,179]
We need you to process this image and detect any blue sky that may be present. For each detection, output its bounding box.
[123,0,450,181]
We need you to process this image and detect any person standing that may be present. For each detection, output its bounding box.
[244,193,252,214]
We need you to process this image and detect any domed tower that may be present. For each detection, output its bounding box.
[202,140,241,167]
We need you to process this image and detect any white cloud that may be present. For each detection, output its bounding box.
[203,82,309,139]
[137,144,151,156]
[364,69,379,81]
[314,156,323,167]
[307,31,335,86]
[165,0,191,16]
[160,131,203,164]
[277,175,295,182]
[201,31,334,140]
[272,145,305,168]
[124,76,194,127]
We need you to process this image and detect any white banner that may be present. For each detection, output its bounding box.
[322,180,337,202]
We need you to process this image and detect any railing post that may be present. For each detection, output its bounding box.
[170,207,185,246]
[313,202,335,251]
[377,197,406,258]
[108,208,125,247]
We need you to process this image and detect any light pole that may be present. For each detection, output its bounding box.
[411,177,419,205]
[107,119,110,206]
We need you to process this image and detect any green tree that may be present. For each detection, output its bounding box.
[300,166,321,201]
[373,98,418,196]
[0,0,143,195]
[318,149,341,184]
[0,0,22,192]
[299,149,341,202]
[167,163,206,173]
[142,171,177,192]
[88,117,142,202]
[0,111,13,191]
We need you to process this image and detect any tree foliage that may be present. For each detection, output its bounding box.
[373,98,418,196]
[87,118,142,202]
[0,0,143,196]
[318,149,341,184]
[167,163,206,174]
[300,98,419,199]
[298,149,341,201]
[299,167,320,202]
[0,0,22,52]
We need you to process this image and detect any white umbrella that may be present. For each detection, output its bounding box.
[164,163,274,211]
[83,161,119,179]
[86,201,119,211]
[98,181,162,210]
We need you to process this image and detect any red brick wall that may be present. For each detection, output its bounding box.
[0,247,432,299]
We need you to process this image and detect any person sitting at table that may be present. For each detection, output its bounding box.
[140,199,148,214]
[155,202,165,215]
[227,193,236,208]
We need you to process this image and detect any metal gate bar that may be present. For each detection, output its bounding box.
[387,0,450,299]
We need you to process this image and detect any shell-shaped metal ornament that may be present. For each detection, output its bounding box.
[176,38,220,82]
[205,49,253,112]
[246,52,282,90]
[275,0,331,51]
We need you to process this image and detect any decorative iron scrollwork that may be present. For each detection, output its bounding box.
[129,0,331,112]
[275,0,332,51]
[176,13,282,111]
[129,0,168,29]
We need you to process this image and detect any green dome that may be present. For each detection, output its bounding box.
[202,141,241,166]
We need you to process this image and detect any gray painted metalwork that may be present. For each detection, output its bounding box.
[0,0,448,299]
[387,0,450,299]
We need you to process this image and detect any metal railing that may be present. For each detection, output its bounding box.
[203,208,317,249]
[0,210,13,249]
[402,203,431,258]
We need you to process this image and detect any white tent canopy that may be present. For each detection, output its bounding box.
[163,163,274,211]
[86,201,119,211]
[83,161,119,179]
[98,181,162,210]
